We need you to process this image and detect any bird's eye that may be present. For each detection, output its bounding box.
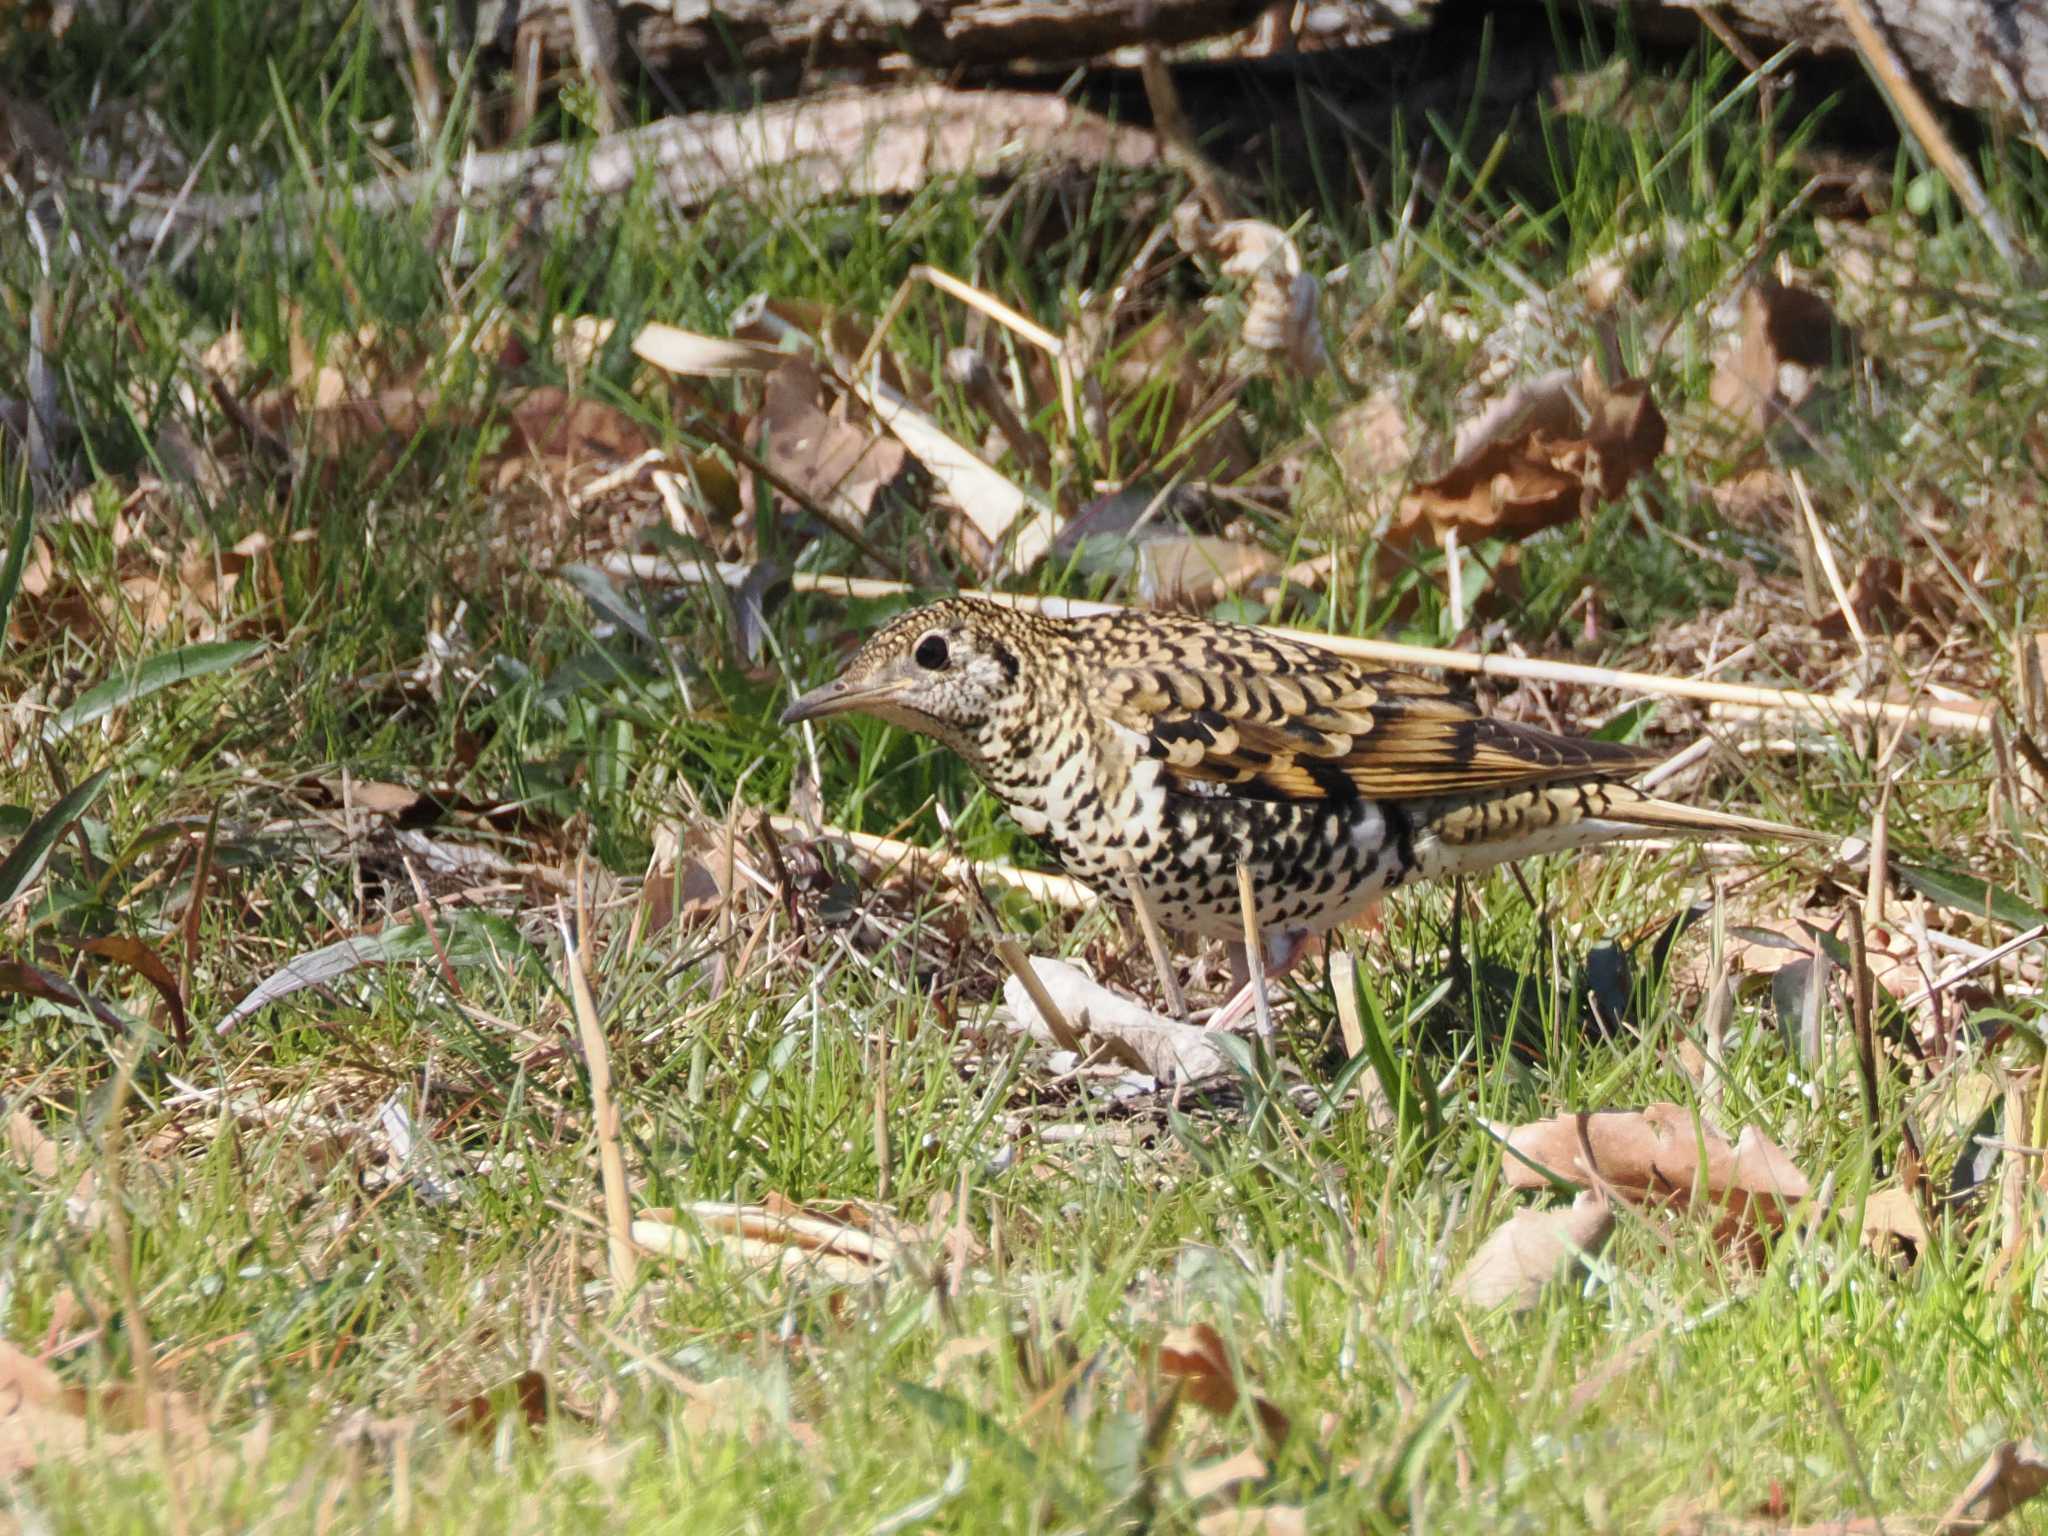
[913,632,950,671]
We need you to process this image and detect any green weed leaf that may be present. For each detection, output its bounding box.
[52,640,266,738]
[1895,863,2048,930]
[0,490,32,648]
[0,769,113,907]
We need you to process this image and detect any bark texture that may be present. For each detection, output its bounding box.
[479,0,1279,71]
[476,0,2047,114]
[1653,0,2047,115]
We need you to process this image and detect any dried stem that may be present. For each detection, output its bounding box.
[560,909,637,1299]
[1235,861,1274,1039]
[1116,850,1188,1021]
[1845,907,1884,1171]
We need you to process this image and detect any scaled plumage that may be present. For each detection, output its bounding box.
[782,599,1815,946]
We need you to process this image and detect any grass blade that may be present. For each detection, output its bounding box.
[0,488,31,649]
[0,769,113,907]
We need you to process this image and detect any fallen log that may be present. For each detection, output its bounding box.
[477,0,2045,116]
[111,84,1160,248]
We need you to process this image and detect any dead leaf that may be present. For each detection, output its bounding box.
[638,820,738,937]
[1859,1187,1931,1260]
[1174,204,1327,379]
[632,321,785,378]
[1136,535,1280,609]
[1815,554,1958,643]
[1002,958,1230,1080]
[76,934,188,1041]
[268,384,434,463]
[502,385,652,467]
[324,779,424,817]
[1450,1190,1614,1312]
[1195,1507,1308,1536]
[1326,390,1415,485]
[445,1370,556,1439]
[1500,1102,1809,1255]
[1182,1445,1268,1501]
[286,305,403,410]
[1708,278,1841,437]
[6,1113,62,1183]
[0,962,129,1033]
[634,1199,904,1285]
[1937,1439,2048,1532]
[0,1342,264,1480]
[861,375,1054,574]
[756,357,910,531]
[0,1341,91,1474]
[1392,360,1665,550]
[1155,1323,1290,1445]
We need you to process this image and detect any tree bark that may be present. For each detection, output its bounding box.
[476,0,2047,115]
[1638,0,2047,118]
[479,0,1280,73]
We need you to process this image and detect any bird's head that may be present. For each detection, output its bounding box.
[779,599,1051,762]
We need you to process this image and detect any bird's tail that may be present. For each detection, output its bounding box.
[1410,779,1824,882]
[1595,789,1827,845]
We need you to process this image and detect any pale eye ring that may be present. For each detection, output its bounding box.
[913,632,949,670]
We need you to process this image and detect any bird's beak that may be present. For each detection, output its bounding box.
[779,676,900,726]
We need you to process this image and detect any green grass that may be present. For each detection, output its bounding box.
[6,3,2048,1530]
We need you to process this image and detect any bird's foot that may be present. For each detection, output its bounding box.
[1209,930,1314,1032]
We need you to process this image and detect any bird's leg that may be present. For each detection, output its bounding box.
[1208,929,1314,1031]
[1225,940,1251,995]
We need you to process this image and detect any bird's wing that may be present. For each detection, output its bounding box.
[1097,627,1658,801]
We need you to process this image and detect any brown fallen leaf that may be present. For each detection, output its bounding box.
[501,385,654,470]
[12,515,282,648]
[75,934,189,1043]
[638,821,739,937]
[1707,277,1842,438]
[0,1341,265,1479]
[1326,389,1415,487]
[7,1111,64,1182]
[0,963,129,1034]
[1666,1438,2048,1534]
[261,383,434,465]
[1156,1323,1290,1446]
[445,1369,557,1439]
[1136,534,1281,610]
[1174,203,1327,379]
[732,296,1055,573]
[1500,1102,1809,1257]
[1450,1190,1614,1312]
[1936,1439,2048,1533]
[323,778,424,818]
[286,303,404,410]
[1859,1186,1931,1260]
[1392,360,1665,551]
[1815,554,1958,643]
[756,356,910,532]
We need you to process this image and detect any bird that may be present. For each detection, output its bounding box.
[781,598,1817,1007]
